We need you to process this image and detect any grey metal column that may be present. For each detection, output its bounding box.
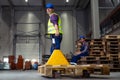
[10,8,15,55]
[41,0,46,64]
[13,34,16,58]
[91,0,100,38]
[0,7,1,50]
[73,9,77,52]
[0,7,1,27]
[38,24,42,64]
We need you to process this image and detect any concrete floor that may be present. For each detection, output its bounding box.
[0,70,120,80]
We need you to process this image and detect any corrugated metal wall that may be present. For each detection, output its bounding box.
[0,7,11,60]
[15,10,41,60]
[1,4,119,61]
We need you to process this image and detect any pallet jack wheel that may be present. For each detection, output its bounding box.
[82,70,90,78]
[52,70,61,78]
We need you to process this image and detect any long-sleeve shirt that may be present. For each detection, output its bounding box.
[80,41,89,54]
[50,14,59,25]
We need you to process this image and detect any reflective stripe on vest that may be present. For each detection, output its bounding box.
[47,13,63,34]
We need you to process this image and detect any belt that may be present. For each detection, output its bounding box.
[50,33,62,36]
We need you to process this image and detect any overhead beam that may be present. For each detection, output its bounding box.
[15,34,40,37]
[41,0,46,10]
[111,0,115,6]
[0,1,1,6]
[73,0,80,8]
[82,0,90,8]
[7,0,14,8]
[74,0,90,9]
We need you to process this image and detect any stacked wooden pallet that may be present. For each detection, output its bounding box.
[105,35,120,71]
[78,39,110,65]
[78,56,97,64]
[73,35,120,71]
[96,56,110,64]
[78,56,110,65]
[90,39,105,56]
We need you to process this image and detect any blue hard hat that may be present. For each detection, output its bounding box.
[46,3,54,9]
[79,35,85,39]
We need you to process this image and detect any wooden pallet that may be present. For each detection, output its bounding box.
[79,56,110,64]
[106,45,119,49]
[38,65,87,77]
[105,39,120,43]
[110,64,120,68]
[90,41,105,45]
[38,64,110,78]
[91,39,103,42]
[98,56,109,60]
[90,46,105,49]
[81,56,96,60]
[110,57,119,61]
[107,52,120,56]
[110,68,120,72]
[90,51,104,56]
[90,49,104,52]
[106,41,120,45]
[107,48,119,52]
[96,56,110,64]
[107,54,119,58]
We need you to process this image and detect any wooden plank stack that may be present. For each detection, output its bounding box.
[105,35,120,71]
[90,39,105,56]
[76,35,120,71]
[78,56,97,64]
[77,39,110,65]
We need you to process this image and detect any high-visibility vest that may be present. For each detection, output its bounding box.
[47,13,63,34]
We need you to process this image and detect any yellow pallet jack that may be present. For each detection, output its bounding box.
[38,50,110,78]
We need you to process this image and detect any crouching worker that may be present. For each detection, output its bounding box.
[70,35,89,65]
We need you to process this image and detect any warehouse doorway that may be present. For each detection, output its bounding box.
[14,23,41,63]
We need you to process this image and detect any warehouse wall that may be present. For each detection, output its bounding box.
[109,28,120,35]
[14,9,42,60]
[0,6,110,62]
[99,8,113,23]
[76,5,91,38]
[0,7,11,60]
[0,7,76,62]
[0,6,93,62]
[99,8,120,35]
[60,11,74,54]
[76,10,87,36]
[14,7,76,61]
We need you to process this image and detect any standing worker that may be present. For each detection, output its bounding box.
[70,35,89,65]
[46,3,63,54]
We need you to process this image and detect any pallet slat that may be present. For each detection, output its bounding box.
[105,35,120,39]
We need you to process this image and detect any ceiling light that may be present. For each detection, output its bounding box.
[25,0,28,2]
[66,0,69,3]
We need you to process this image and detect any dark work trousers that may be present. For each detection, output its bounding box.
[50,34,62,54]
[71,52,89,63]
